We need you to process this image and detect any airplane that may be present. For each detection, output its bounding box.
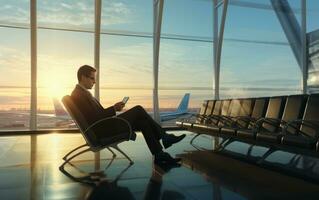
[1,94,191,129]
[52,93,191,122]
[158,93,190,122]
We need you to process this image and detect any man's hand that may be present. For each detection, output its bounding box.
[114,101,125,112]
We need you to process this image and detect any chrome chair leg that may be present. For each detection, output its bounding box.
[104,156,116,170]
[63,144,88,160]
[60,147,92,169]
[110,144,134,164]
[106,147,117,158]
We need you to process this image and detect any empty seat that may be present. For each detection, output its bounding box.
[192,100,222,130]
[256,94,307,143]
[205,99,243,134]
[236,96,285,140]
[176,100,210,128]
[281,94,319,150]
[204,99,231,125]
[191,100,215,127]
[220,98,254,136]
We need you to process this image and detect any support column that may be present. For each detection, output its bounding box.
[153,0,164,123]
[213,0,219,99]
[30,0,37,130]
[214,0,229,100]
[301,0,307,94]
[94,0,102,100]
[94,0,102,161]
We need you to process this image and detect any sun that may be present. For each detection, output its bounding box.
[42,70,73,99]
[48,84,63,98]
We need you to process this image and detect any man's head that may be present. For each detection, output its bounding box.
[77,65,96,89]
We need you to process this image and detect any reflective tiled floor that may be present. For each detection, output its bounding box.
[1,131,319,199]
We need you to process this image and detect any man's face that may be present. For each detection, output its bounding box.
[80,71,96,89]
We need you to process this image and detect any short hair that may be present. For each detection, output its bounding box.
[77,65,96,82]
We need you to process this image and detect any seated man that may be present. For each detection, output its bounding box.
[71,65,185,164]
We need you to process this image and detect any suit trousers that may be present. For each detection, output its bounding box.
[118,105,164,154]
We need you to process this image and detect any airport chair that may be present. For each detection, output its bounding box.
[198,99,229,127]
[204,99,243,134]
[177,100,211,128]
[256,94,308,143]
[190,99,235,147]
[198,100,216,122]
[217,97,266,151]
[191,100,222,130]
[281,94,319,150]
[217,99,243,127]
[220,98,255,136]
[60,95,136,172]
[184,100,215,146]
[223,97,268,138]
[236,96,284,140]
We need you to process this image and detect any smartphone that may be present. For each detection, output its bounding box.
[122,96,129,104]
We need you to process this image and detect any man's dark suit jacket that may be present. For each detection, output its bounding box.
[71,84,116,126]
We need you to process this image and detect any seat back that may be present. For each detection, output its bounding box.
[205,100,215,116]
[281,94,308,133]
[207,100,222,124]
[62,95,98,146]
[212,100,222,116]
[251,98,268,119]
[218,99,242,126]
[248,98,268,129]
[300,94,319,138]
[228,99,242,117]
[199,100,209,116]
[196,100,210,123]
[262,96,286,132]
[220,99,231,116]
[239,98,254,117]
[237,98,254,128]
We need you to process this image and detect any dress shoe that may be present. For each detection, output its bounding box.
[162,133,186,149]
[154,152,181,165]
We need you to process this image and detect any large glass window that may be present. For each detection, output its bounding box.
[220,0,302,99]
[1,0,317,132]
[101,0,152,33]
[307,0,319,92]
[99,35,153,111]
[160,0,214,127]
[0,0,30,131]
[100,0,153,114]
[37,0,94,129]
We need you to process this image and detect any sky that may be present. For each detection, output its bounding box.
[0,0,318,110]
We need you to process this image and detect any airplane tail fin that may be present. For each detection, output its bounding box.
[53,98,69,117]
[176,93,190,113]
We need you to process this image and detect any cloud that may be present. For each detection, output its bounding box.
[37,0,134,27]
[0,46,30,86]
[0,0,135,27]
[0,1,29,23]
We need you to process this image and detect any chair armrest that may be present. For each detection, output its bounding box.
[206,114,224,121]
[228,116,256,128]
[283,119,319,138]
[178,114,201,122]
[254,117,280,127]
[84,117,134,140]
[218,115,237,126]
[235,116,256,123]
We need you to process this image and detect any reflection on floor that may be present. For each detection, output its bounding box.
[0,131,319,199]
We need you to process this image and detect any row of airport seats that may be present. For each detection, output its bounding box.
[176,94,319,151]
